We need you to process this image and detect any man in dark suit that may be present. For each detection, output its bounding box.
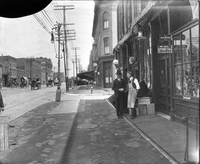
[112,69,126,118]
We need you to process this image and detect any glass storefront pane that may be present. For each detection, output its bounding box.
[174,34,181,64]
[191,62,199,97]
[191,25,199,61]
[174,65,182,95]
[182,30,190,63]
[183,63,192,96]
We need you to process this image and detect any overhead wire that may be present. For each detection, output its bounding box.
[41,10,54,27]
[33,14,51,34]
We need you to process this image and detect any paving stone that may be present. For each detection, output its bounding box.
[60,99,172,164]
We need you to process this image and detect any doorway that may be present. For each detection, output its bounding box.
[158,54,171,114]
[103,62,112,88]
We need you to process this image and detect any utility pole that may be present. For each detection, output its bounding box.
[55,5,75,92]
[72,47,80,83]
[51,22,62,101]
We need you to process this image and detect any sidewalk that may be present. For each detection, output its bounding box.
[106,99,199,164]
[0,93,81,164]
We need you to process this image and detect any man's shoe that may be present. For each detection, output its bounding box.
[131,116,134,119]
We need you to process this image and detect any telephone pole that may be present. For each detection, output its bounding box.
[55,5,75,92]
[51,22,62,101]
[72,47,80,83]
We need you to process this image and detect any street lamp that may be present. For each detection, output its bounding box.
[113,59,119,68]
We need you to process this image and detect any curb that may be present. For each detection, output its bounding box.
[105,98,179,164]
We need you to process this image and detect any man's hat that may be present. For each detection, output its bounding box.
[116,69,122,75]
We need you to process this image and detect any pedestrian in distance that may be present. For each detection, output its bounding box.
[127,71,140,119]
[112,69,126,118]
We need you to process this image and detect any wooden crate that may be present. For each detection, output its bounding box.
[147,103,155,115]
[137,103,155,115]
[138,97,151,104]
[138,104,147,115]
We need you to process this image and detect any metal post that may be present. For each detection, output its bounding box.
[184,117,189,162]
[196,117,199,163]
[0,116,9,150]
[198,2,200,163]
[55,23,62,102]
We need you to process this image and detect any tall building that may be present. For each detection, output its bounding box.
[89,0,118,88]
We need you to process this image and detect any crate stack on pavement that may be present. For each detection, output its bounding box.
[137,97,155,115]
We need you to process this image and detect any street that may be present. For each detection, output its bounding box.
[0,85,59,121]
[0,86,173,164]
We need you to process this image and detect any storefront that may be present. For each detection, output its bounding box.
[171,19,199,128]
[114,0,199,128]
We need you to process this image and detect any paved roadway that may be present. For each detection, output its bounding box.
[0,85,173,164]
[0,85,59,121]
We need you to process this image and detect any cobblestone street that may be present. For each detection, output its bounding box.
[60,99,171,164]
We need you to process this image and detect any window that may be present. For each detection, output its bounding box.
[173,24,199,98]
[103,12,109,29]
[104,37,110,55]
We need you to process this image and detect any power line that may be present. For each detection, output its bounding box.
[42,10,54,27]
[33,14,51,34]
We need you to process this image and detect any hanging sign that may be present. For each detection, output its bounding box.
[159,34,171,41]
[157,45,172,53]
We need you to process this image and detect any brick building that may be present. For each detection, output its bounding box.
[0,55,17,87]
[89,0,118,88]
[35,57,53,84]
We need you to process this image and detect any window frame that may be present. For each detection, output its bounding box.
[103,11,109,30]
[172,20,199,100]
[103,37,110,55]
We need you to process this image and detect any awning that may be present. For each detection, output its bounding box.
[77,71,94,81]
[113,0,174,51]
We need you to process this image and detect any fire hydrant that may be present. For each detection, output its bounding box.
[91,86,93,94]
[55,86,61,102]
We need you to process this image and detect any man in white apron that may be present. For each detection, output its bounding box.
[127,71,140,119]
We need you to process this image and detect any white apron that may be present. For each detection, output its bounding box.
[127,79,137,108]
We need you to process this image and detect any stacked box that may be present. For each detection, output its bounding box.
[137,97,151,104]
[137,103,155,115]
[147,104,155,115]
[138,104,147,115]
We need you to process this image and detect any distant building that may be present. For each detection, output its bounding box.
[17,58,31,83]
[0,55,17,87]
[53,72,64,83]
[35,57,53,84]
[17,58,41,82]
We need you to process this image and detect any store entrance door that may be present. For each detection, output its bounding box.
[103,62,112,88]
[158,54,171,114]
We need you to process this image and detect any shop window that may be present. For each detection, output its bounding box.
[182,30,190,63]
[104,37,110,55]
[103,12,109,30]
[173,24,199,98]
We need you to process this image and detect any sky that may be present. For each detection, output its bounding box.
[0,0,95,77]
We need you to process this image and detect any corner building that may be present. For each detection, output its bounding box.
[91,0,118,88]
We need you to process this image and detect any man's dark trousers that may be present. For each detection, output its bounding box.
[115,92,124,117]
